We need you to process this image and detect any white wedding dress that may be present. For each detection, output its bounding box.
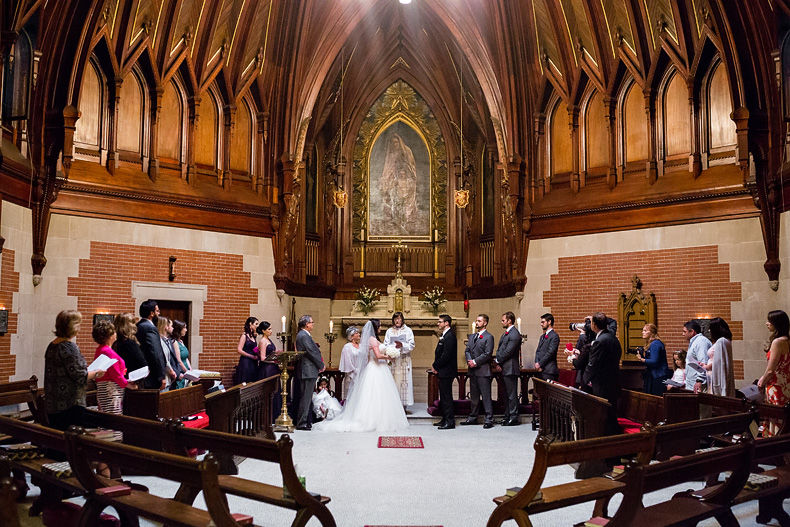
[313,322,409,433]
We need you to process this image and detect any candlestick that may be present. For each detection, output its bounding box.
[324,332,338,369]
[281,315,286,333]
[329,320,333,334]
[517,317,522,332]
[270,331,302,433]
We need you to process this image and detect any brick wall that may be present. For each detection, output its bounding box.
[67,241,258,384]
[542,245,744,379]
[0,249,19,381]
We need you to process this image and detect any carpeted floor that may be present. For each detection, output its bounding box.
[15,409,785,527]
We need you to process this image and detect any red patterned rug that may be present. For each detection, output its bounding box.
[377,436,424,448]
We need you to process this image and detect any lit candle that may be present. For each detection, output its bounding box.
[517,317,522,332]
[281,316,286,333]
[329,320,333,334]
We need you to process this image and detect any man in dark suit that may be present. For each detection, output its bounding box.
[461,314,496,429]
[136,299,166,390]
[295,314,324,431]
[534,313,559,381]
[431,314,457,429]
[494,311,521,426]
[582,312,622,435]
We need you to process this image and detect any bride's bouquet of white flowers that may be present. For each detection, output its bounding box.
[382,345,400,361]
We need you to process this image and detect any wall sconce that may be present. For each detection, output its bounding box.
[0,309,8,335]
[169,256,177,282]
[92,313,114,327]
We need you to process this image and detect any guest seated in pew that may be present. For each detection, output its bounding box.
[44,310,105,431]
[705,317,735,397]
[113,313,147,376]
[312,376,343,421]
[638,323,671,396]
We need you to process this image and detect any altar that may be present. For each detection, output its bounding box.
[329,275,471,404]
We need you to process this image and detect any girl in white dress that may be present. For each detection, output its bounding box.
[313,319,408,432]
[312,377,343,421]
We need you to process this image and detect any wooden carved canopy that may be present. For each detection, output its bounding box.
[618,276,657,361]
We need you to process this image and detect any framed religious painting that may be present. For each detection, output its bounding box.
[367,119,432,241]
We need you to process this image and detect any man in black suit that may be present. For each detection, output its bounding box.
[461,314,496,429]
[582,312,622,435]
[494,311,521,426]
[136,299,167,390]
[534,313,559,381]
[431,314,457,429]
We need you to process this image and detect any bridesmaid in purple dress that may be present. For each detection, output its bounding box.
[236,317,259,384]
[257,320,281,421]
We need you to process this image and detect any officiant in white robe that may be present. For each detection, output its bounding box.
[383,312,415,407]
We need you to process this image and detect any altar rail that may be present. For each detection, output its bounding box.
[426,368,539,417]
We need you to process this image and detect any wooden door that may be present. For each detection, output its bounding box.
[155,300,191,361]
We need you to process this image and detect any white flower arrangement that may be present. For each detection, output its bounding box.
[354,286,380,315]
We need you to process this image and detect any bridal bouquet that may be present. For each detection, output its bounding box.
[382,345,400,361]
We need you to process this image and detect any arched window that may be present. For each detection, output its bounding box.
[74,59,105,155]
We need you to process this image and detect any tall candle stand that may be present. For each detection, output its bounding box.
[324,332,337,369]
[269,332,303,433]
[520,333,529,369]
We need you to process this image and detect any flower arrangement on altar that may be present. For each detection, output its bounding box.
[422,286,446,315]
[354,286,380,315]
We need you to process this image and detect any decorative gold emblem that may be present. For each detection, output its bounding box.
[333,190,348,208]
[454,189,470,208]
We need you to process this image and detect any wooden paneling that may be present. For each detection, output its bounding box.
[195,95,217,167]
[551,100,572,175]
[708,64,736,150]
[117,73,143,153]
[158,81,182,161]
[585,91,608,169]
[625,83,647,162]
[664,72,690,156]
[231,101,251,172]
[74,62,101,148]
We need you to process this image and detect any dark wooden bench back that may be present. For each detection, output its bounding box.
[123,384,205,420]
[0,457,21,527]
[83,408,185,454]
[0,377,37,394]
[654,411,755,459]
[665,392,789,434]
[0,414,64,451]
[533,378,611,441]
[205,375,278,439]
[618,390,664,425]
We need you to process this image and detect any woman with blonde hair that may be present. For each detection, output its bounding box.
[44,310,105,430]
[639,323,671,396]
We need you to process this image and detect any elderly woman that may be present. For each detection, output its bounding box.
[339,326,363,399]
[44,310,105,430]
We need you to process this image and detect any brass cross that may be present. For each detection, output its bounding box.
[392,240,407,279]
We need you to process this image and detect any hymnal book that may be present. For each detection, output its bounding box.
[0,443,41,460]
[41,461,72,479]
[88,354,117,372]
[687,361,706,374]
[95,485,132,497]
[663,379,684,388]
[739,384,764,403]
[505,486,521,497]
[231,514,254,526]
[127,366,149,382]
[183,369,221,382]
[85,428,116,440]
[584,517,609,526]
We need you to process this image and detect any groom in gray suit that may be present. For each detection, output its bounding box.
[461,314,496,428]
[495,311,522,426]
[295,315,324,430]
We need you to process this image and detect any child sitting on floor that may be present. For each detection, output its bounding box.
[312,376,343,421]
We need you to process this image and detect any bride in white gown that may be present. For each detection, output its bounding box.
[313,319,409,432]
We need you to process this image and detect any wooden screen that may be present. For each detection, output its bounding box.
[74,61,102,148]
[624,82,647,162]
[117,72,143,153]
[585,90,608,169]
[663,72,690,156]
[195,93,218,167]
[158,80,183,161]
[551,99,572,175]
[708,63,736,150]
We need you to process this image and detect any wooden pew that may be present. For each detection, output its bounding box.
[81,409,336,527]
[205,375,278,440]
[609,438,754,527]
[123,384,206,423]
[0,456,21,527]
[0,376,38,395]
[664,391,790,435]
[64,427,247,527]
[616,389,664,433]
[487,429,656,527]
[533,378,611,441]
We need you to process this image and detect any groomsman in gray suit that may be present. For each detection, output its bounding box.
[461,314,496,429]
[495,311,521,426]
[295,315,324,430]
